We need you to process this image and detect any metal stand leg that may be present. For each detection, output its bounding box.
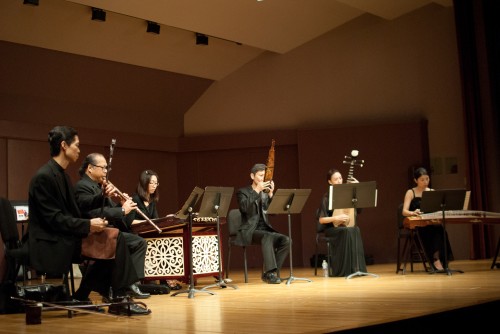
[430,207,463,276]
[202,214,238,290]
[284,211,312,285]
[171,209,215,298]
[346,208,378,280]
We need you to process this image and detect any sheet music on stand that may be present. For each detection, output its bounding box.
[197,187,233,218]
[420,188,467,276]
[175,186,204,220]
[328,181,378,211]
[267,188,312,285]
[198,186,238,291]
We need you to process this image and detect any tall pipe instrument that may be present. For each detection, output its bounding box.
[100,139,116,216]
[103,138,162,234]
[263,139,275,193]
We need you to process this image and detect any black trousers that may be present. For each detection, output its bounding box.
[75,232,147,298]
[251,229,290,274]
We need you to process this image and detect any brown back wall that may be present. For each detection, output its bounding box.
[0,120,427,277]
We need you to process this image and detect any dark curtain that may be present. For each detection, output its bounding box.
[453,0,500,259]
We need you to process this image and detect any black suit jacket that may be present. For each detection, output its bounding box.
[28,159,90,275]
[74,174,130,232]
[236,185,277,246]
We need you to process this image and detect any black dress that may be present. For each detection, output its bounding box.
[409,190,454,267]
[317,193,367,277]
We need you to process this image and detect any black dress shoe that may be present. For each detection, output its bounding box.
[263,271,281,284]
[108,300,151,316]
[127,283,151,299]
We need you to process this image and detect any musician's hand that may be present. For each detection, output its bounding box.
[268,180,275,192]
[103,182,117,198]
[412,209,421,216]
[122,199,137,215]
[89,218,108,232]
[347,177,359,183]
[333,214,350,226]
[256,181,269,193]
[118,192,132,205]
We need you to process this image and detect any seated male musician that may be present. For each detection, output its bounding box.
[28,126,107,293]
[237,163,290,284]
[73,153,151,315]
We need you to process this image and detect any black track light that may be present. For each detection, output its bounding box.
[195,33,208,46]
[147,21,160,34]
[23,0,39,5]
[91,8,106,22]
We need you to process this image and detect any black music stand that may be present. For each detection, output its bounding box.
[267,189,312,285]
[420,189,466,276]
[171,187,215,298]
[330,181,378,279]
[199,186,238,291]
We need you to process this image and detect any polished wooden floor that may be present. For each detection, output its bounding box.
[1,259,499,334]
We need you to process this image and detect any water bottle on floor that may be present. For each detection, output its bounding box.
[322,259,328,277]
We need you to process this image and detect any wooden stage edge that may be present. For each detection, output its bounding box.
[1,259,499,334]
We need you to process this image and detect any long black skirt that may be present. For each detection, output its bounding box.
[324,226,367,277]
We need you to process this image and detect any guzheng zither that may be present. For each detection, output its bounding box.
[404,210,500,229]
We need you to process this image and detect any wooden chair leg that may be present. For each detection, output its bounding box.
[490,237,500,269]
[326,240,332,276]
[243,246,248,283]
[314,240,319,276]
[396,235,402,274]
[400,233,412,274]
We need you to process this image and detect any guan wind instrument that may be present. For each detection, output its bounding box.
[102,139,161,233]
[263,139,275,193]
[106,181,162,234]
[100,139,116,216]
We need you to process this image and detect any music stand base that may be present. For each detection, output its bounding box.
[346,271,379,279]
[285,276,312,285]
[202,279,238,290]
[430,268,464,276]
[171,287,215,299]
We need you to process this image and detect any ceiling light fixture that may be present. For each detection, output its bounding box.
[23,0,39,5]
[91,7,106,22]
[147,21,160,34]
[195,33,208,46]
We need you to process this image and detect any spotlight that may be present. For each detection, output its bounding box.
[23,0,39,5]
[195,33,209,46]
[147,21,160,34]
[91,7,106,22]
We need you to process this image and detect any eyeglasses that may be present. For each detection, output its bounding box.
[91,164,108,171]
[149,181,159,186]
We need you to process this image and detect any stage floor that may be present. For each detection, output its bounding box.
[1,259,499,333]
